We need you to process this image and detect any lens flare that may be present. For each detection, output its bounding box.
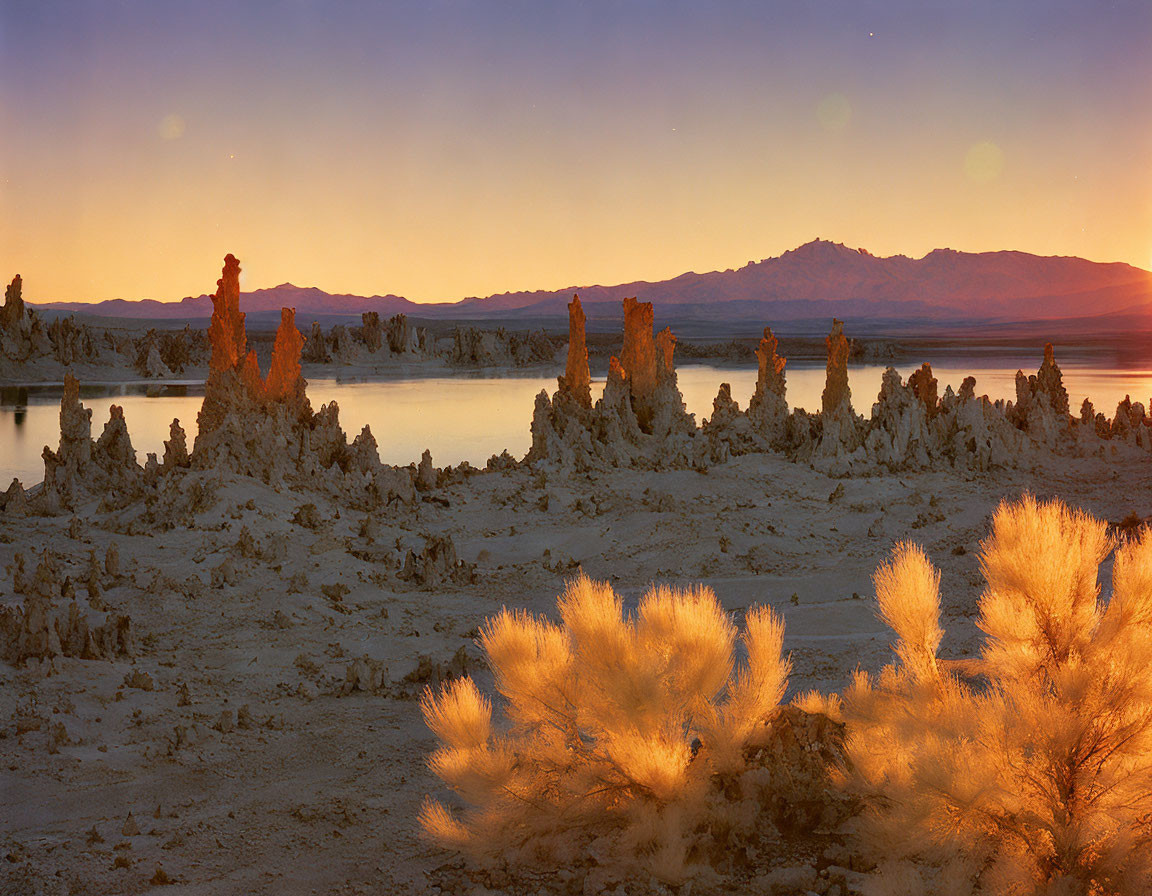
[964,141,1004,184]
[158,114,186,141]
[817,92,852,133]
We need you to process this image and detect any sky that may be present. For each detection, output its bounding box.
[1,0,1150,303]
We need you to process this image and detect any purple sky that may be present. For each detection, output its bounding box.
[2,0,1150,302]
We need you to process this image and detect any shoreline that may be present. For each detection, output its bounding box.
[3,348,1151,393]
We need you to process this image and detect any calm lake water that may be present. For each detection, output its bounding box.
[2,362,1151,486]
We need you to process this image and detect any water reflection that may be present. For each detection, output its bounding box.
[0,387,29,425]
[1,363,1150,486]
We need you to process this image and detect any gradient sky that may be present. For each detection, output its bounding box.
[2,0,1150,303]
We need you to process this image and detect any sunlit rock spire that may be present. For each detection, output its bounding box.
[821,318,851,417]
[265,308,308,413]
[560,294,591,408]
[207,254,247,374]
[1,275,25,332]
[198,254,310,440]
[748,326,788,440]
[908,363,939,418]
[620,297,657,429]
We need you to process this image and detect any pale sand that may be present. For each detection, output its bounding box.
[1,448,1148,894]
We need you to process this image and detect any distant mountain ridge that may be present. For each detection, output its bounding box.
[35,282,427,320]
[28,240,1152,324]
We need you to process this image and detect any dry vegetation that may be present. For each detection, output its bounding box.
[845,496,1152,895]
[420,576,795,884]
[422,498,1152,895]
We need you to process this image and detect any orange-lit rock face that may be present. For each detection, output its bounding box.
[1038,343,1070,416]
[621,297,657,425]
[621,297,656,395]
[1,275,24,330]
[745,326,789,442]
[656,327,676,377]
[265,308,306,405]
[240,350,264,400]
[562,295,591,408]
[821,319,851,417]
[908,363,939,417]
[755,327,786,399]
[202,256,306,408]
[198,254,310,445]
[207,254,246,374]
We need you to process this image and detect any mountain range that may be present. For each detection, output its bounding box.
[28,240,1152,326]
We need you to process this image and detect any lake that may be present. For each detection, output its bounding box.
[2,361,1151,486]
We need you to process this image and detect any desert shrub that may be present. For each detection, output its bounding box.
[844,496,1152,895]
[419,574,803,883]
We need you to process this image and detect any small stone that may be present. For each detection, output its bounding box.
[123,670,154,691]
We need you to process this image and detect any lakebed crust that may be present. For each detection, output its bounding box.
[2,255,1151,894]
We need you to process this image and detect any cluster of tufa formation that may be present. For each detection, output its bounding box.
[529,295,701,470]
[450,326,556,367]
[7,258,1152,506]
[706,324,1152,476]
[530,303,1152,476]
[303,312,430,365]
[30,375,146,512]
[702,326,795,458]
[0,548,134,669]
[1,274,208,378]
[0,255,431,522]
[302,314,554,368]
[188,255,417,504]
[132,326,206,378]
[0,274,99,370]
[0,275,32,359]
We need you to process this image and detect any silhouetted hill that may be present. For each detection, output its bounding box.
[28,240,1152,325]
[35,282,430,319]
[456,241,1152,321]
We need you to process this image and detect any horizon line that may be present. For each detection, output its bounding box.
[18,238,1152,307]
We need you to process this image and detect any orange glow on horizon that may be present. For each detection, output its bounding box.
[5,119,1150,304]
[3,6,1149,305]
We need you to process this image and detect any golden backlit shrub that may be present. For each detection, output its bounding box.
[419,575,793,883]
[844,496,1152,895]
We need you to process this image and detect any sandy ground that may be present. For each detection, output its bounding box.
[1,449,1149,895]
